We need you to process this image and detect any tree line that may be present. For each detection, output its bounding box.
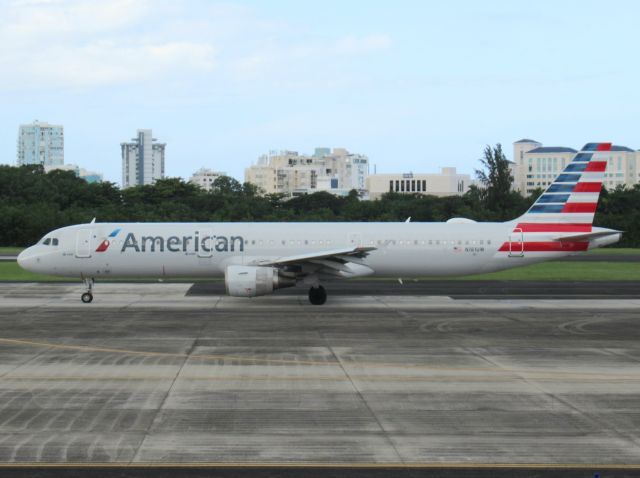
[1,145,638,247]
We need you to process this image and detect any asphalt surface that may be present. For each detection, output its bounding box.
[188,279,640,299]
[0,283,639,477]
[0,466,638,478]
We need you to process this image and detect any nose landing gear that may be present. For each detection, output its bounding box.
[308,285,327,305]
[81,277,94,303]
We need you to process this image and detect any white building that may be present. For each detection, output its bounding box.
[245,147,369,197]
[44,164,103,183]
[512,139,639,195]
[189,168,227,191]
[366,167,471,200]
[17,120,64,167]
[121,129,166,188]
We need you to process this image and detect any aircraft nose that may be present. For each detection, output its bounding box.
[17,248,36,271]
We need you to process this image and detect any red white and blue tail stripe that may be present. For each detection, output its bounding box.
[516,142,609,230]
[499,143,619,255]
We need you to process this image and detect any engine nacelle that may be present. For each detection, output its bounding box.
[225,265,296,297]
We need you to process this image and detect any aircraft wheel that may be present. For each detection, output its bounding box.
[81,292,93,303]
[308,286,327,305]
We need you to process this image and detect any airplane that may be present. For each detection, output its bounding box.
[17,142,621,305]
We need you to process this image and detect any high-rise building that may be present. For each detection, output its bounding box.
[189,168,227,191]
[121,129,166,188]
[512,139,639,195]
[17,120,64,166]
[245,147,369,197]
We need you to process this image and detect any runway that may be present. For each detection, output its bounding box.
[0,283,639,476]
[189,279,640,299]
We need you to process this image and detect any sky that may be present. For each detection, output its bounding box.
[1,0,638,185]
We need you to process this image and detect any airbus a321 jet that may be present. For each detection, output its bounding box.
[18,143,621,305]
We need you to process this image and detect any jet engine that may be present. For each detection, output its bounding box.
[225,265,296,297]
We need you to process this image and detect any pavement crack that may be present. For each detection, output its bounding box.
[320,329,406,465]
[0,343,55,381]
[466,347,640,453]
[128,319,206,464]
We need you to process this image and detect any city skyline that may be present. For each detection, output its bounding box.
[1,1,639,184]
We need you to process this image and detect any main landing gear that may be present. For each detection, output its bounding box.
[81,277,94,303]
[308,285,327,305]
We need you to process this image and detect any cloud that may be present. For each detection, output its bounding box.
[22,41,216,88]
[228,33,392,86]
[334,34,392,54]
[0,0,390,90]
[0,0,216,88]
[3,0,150,41]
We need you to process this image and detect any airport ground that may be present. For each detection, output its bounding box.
[0,282,639,477]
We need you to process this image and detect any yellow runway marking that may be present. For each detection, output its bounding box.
[0,337,639,381]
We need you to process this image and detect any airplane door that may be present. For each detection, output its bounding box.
[198,230,213,258]
[75,229,93,258]
[508,228,524,257]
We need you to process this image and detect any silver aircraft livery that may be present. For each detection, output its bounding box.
[18,143,621,305]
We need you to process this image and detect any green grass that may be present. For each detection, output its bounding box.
[587,248,640,255]
[0,262,217,282]
[0,247,24,255]
[0,262,63,281]
[2,260,639,282]
[453,261,640,281]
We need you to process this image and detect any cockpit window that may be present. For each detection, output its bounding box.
[52,238,59,246]
[43,238,51,245]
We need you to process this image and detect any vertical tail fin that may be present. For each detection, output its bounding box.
[514,142,610,231]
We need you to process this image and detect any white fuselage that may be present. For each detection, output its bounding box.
[17,221,610,280]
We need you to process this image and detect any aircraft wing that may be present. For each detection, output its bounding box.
[247,246,377,279]
[255,246,376,266]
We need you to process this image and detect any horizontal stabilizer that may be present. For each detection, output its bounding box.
[553,230,622,242]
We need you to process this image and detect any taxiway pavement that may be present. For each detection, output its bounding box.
[0,282,639,470]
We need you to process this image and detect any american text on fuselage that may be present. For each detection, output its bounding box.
[120,232,244,253]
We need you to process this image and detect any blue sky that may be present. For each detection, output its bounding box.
[1,0,638,185]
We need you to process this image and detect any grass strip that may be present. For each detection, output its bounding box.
[1,260,639,282]
[586,248,640,256]
[0,247,24,255]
